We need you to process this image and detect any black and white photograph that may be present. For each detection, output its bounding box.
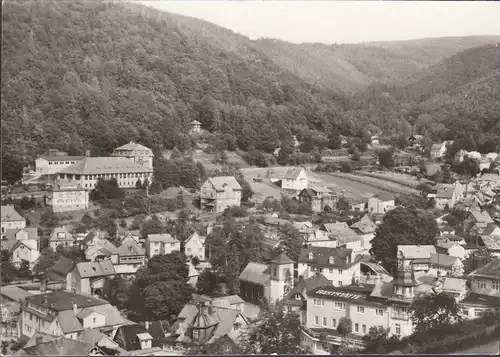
[1,0,500,355]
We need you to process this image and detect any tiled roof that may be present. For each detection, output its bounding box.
[50,227,74,242]
[23,332,59,348]
[57,310,83,334]
[285,274,332,303]
[147,233,179,243]
[469,259,500,279]
[114,321,166,351]
[4,227,38,241]
[371,192,394,202]
[208,176,242,191]
[115,239,145,257]
[113,142,152,153]
[470,209,494,223]
[1,205,25,222]
[442,277,468,293]
[38,155,85,162]
[460,293,500,307]
[270,252,294,264]
[75,260,116,278]
[350,220,377,234]
[24,291,107,312]
[298,246,354,268]
[283,167,305,180]
[239,262,270,285]
[58,157,152,175]
[397,245,436,260]
[213,295,245,306]
[430,253,458,268]
[435,184,454,199]
[1,285,33,302]
[361,262,390,276]
[480,236,500,251]
[16,337,96,356]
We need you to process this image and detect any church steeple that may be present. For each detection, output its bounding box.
[393,252,417,299]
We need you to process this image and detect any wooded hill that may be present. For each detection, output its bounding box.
[2,0,499,183]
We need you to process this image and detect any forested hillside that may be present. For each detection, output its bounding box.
[2,0,500,182]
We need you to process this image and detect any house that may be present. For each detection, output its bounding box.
[319,222,363,253]
[435,240,467,260]
[168,298,249,348]
[461,259,500,319]
[114,320,170,353]
[46,257,75,291]
[189,120,202,134]
[35,155,85,176]
[350,219,377,252]
[111,142,154,170]
[438,225,456,236]
[66,261,116,297]
[3,228,40,267]
[49,227,75,250]
[429,253,463,277]
[45,180,90,213]
[57,157,153,190]
[15,335,106,356]
[1,205,26,235]
[281,167,308,192]
[183,232,206,261]
[239,252,295,304]
[430,141,451,159]
[282,274,332,318]
[298,187,336,213]
[348,198,367,212]
[200,176,242,213]
[434,182,465,210]
[298,226,337,248]
[437,277,469,302]
[465,209,495,232]
[367,193,395,215]
[479,235,500,257]
[145,234,181,259]
[108,238,146,275]
[84,239,118,262]
[20,290,124,340]
[297,246,360,287]
[397,245,437,271]
[408,135,423,147]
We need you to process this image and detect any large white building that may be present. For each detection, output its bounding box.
[57,157,153,189]
[35,155,85,176]
[45,180,90,213]
[111,142,154,171]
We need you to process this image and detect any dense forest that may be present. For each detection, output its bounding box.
[2,0,500,182]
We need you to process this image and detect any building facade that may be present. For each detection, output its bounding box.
[110,142,154,171]
[367,194,395,215]
[145,234,181,259]
[281,168,308,192]
[200,176,242,213]
[298,188,337,213]
[1,205,26,235]
[35,155,85,176]
[46,180,90,212]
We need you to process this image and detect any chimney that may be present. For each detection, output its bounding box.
[72,303,77,315]
[85,150,90,157]
[40,277,47,294]
[145,321,149,330]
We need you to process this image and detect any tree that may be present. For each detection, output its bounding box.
[363,326,393,353]
[103,276,133,310]
[135,179,142,189]
[90,178,125,201]
[241,305,311,354]
[1,153,23,184]
[186,337,244,355]
[55,245,86,263]
[278,224,303,262]
[377,149,394,169]
[131,252,194,321]
[409,291,462,333]
[17,260,33,280]
[1,250,17,284]
[370,206,438,273]
[196,269,224,295]
[337,196,350,212]
[462,247,495,275]
[39,208,58,228]
[140,215,165,239]
[234,171,254,202]
[33,247,58,278]
[337,316,352,338]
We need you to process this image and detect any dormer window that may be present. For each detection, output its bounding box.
[328,257,334,264]
[308,252,314,260]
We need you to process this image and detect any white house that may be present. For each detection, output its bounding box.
[46,180,90,213]
[429,253,463,277]
[397,245,437,271]
[435,182,465,210]
[184,232,206,261]
[145,234,181,259]
[49,227,75,250]
[35,155,85,176]
[367,193,395,215]
[430,141,452,159]
[435,240,467,260]
[5,227,40,268]
[110,142,154,171]
[281,167,308,192]
[200,176,242,213]
[1,205,26,236]
[189,120,202,134]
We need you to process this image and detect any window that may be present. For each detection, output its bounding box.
[357,306,365,313]
[93,317,96,323]
[493,281,500,291]
[354,323,359,332]
[323,317,327,326]
[338,269,343,274]
[332,319,337,327]
[376,309,384,316]
[334,302,345,310]
[476,280,487,289]
[362,325,366,334]
[187,248,191,252]
[475,308,483,317]
[30,314,33,321]
[170,243,175,247]
[395,324,401,335]
[314,299,324,307]
[315,316,319,325]
[338,281,343,286]
[329,268,333,274]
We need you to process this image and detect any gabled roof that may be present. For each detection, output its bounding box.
[184,232,204,246]
[58,157,152,175]
[239,262,270,285]
[371,192,394,202]
[430,253,459,268]
[115,239,145,257]
[270,252,294,265]
[480,235,500,251]
[4,227,38,241]
[319,223,360,244]
[9,240,37,254]
[75,260,116,278]
[207,176,242,191]
[24,291,107,312]
[350,220,377,234]
[298,246,354,268]
[114,321,165,351]
[397,245,436,260]
[283,167,305,180]
[435,184,455,199]
[146,233,179,244]
[50,227,74,242]
[469,259,500,279]
[470,209,494,224]
[57,310,84,334]
[1,205,25,222]
[285,274,332,303]
[190,120,201,125]
[16,336,97,356]
[47,257,75,282]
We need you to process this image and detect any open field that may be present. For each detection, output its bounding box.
[309,171,385,201]
[357,170,433,189]
[324,172,419,195]
[192,150,249,173]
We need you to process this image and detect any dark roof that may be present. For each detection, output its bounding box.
[284,167,305,180]
[469,259,500,280]
[270,252,294,265]
[372,192,394,202]
[81,232,96,245]
[114,321,167,351]
[308,284,384,309]
[239,262,271,285]
[24,291,107,312]
[285,274,332,303]
[430,253,459,268]
[460,293,500,307]
[4,227,38,241]
[17,337,96,356]
[298,246,354,268]
[48,257,75,282]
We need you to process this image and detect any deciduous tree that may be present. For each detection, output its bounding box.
[409,291,462,333]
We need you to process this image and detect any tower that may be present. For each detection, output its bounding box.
[393,254,417,299]
[269,252,295,304]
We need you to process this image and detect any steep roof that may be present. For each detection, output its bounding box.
[50,227,74,242]
[397,245,436,260]
[75,260,116,278]
[320,223,360,245]
[113,141,152,153]
[270,252,294,265]
[480,235,500,252]
[350,220,377,234]
[58,157,152,175]
[430,253,459,268]
[298,246,354,268]
[115,239,145,257]
[470,209,494,224]
[24,291,107,312]
[208,176,242,191]
[114,322,166,351]
[283,167,305,180]
[4,227,38,241]
[16,337,96,356]
[239,262,270,285]
[57,310,84,334]
[435,184,455,199]
[285,274,332,303]
[469,259,500,279]
[47,257,75,282]
[147,233,179,244]
[79,304,124,327]
[1,205,25,222]
[371,192,394,202]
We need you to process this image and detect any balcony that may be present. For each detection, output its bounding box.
[391,313,409,321]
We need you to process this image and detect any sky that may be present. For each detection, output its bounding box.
[138,1,500,44]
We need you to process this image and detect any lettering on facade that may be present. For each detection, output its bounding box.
[315,289,362,300]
